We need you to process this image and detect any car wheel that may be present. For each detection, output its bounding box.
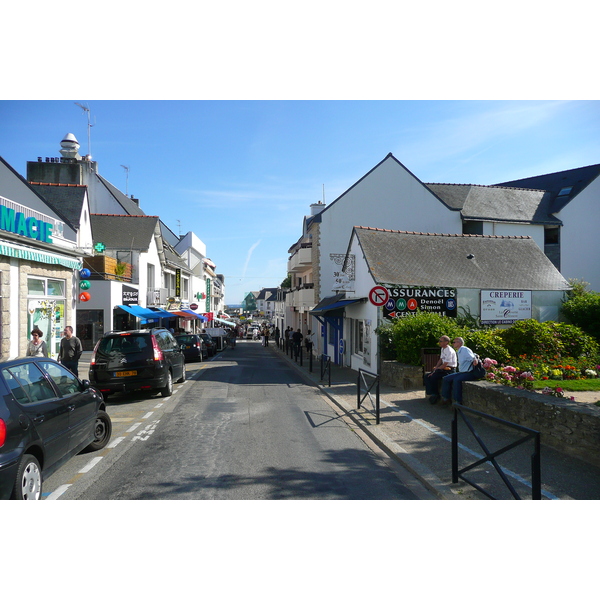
[161,371,173,397]
[12,454,42,500]
[85,410,112,452]
[177,364,186,383]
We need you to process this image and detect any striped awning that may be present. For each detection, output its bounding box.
[0,240,82,270]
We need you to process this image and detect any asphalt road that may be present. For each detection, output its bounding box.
[47,340,433,500]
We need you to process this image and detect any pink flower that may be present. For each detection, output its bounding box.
[503,365,517,373]
[556,387,563,393]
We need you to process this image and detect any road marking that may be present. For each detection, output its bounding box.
[132,419,160,442]
[142,411,154,419]
[107,436,125,448]
[126,422,142,433]
[154,402,164,408]
[79,456,103,473]
[379,398,560,500]
[46,484,71,500]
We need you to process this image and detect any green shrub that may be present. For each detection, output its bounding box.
[498,319,599,360]
[561,290,600,342]
[378,312,466,366]
[463,329,511,364]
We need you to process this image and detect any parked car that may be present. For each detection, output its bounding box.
[89,328,186,399]
[199,333,216,356]
[175,333,207,362]
[0,357,112,500]
[246,327,259,339]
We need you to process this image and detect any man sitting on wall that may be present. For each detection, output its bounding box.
[425,335,457,404]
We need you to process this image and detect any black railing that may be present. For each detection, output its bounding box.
[357,369,380,424]
[320,354,331,387]
[452,404,541,500]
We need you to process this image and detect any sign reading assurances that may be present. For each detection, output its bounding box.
[481,290,531,324]
[383,286,457,319]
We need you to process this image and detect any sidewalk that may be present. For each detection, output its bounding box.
[272,345,600,500]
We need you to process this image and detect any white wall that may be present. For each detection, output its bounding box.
[318,156,462,297]
[558,178,600,292]
[482,221,545,250]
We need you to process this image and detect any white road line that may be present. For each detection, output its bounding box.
[379,398,560,500]
[142,411,154,419]
[154,403,164,408]
[107,436,125,448]
[79,456,103,473]
[126,422,142,433]
[46,484,71,500]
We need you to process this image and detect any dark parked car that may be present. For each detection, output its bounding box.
[175,334,207,362]
[199,333,216,357]
[89,328,186,399]
[0,357,112,500]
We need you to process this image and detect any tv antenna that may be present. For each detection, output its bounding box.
[121,165,130,195]
[74,102,94,158]
[176,219,181,236]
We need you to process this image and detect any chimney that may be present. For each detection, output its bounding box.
[310,201,326,216]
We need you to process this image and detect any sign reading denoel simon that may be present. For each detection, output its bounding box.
[383,287,457,319]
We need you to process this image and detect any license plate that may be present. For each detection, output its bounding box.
[115,370,137,377]
[185,345,191,349]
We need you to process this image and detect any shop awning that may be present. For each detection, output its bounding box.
[171,310,208,321]
[116,304,160,321]
[144,307,178,319]
[213,316,236,326]
[0,240,82,270]
[309,295,366,314]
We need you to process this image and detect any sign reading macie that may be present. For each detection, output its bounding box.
[383,286,457,319]
[1,205,53,243]
[481,290,531,324]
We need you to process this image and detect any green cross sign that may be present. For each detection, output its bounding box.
[94,242,106,253]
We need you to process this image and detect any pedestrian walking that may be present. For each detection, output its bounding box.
[58,325,83,377]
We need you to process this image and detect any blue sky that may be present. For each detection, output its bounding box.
[1,100,599,303]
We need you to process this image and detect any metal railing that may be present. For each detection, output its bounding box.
[452,403,541,500]
[357,369,380,424]
[320,354,331,386]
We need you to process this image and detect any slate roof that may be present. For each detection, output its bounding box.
[256,287,278,301]
[90,214,159,250]
[351,226,570,291]
[97,175,146,216]
[29,182,87,230]
[495,164,600,214]
[425,183,560,225]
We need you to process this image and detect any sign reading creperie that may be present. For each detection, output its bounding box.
[382,286,457,319]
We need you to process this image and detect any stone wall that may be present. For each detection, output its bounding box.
[381,360,423,390]
[463,381,600,468]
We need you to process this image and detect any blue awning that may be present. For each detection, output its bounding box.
[213,316,236,326]
[146,307,178,319]
[182,309,208,321]
[310,296,365,314]
[116,304,157,319]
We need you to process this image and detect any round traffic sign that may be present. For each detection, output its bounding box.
[369,286,389,306]
[339,339,345,355]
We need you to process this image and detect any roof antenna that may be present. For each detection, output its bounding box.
[121,165,130,195]
[74,102,94,158]
[322,184,325,204]
[176,219,181,236]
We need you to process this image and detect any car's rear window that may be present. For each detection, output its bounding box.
[97,334,151,357]
[176,335,197,344]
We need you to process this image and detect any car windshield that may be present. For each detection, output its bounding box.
[97,334,151,357]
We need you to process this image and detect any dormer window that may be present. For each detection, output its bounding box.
[557,186,573,197]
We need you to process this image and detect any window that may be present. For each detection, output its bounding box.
[545,226,560,245]
[557,186,573,197]
[3,363,56,404]
[354,320,365,355]
[40,361,81,396]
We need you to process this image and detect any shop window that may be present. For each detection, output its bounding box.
[27,278,45,295]
[354,320,365,355]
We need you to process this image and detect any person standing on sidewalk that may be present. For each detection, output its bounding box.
[425,335,457,404]
[58,326,83,377]
[26,328,49,357]
[440,337,477,405]
[292,328,303,359]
